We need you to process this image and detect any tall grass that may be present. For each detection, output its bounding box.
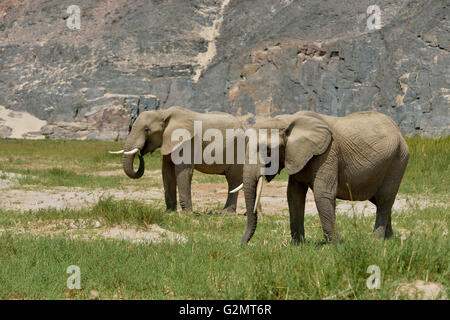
[0,202,447,299]
[0,136,448,299]
[91,196,166,227]
[0,196,167,229]
[400,136,449,195]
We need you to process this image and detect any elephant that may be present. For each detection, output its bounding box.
[109,106,244,213]
[231,110,410,245]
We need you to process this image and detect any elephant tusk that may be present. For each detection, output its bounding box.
[253,176,263,213]
[229,183,243,194]
[108,150,124,154]
[124,148,140,155]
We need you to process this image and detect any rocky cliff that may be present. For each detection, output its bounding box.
[0,0,448,139]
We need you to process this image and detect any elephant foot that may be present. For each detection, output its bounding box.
[323,232,339,244]
[384,229,394,239]
[373,227,391,239]
[220,207,236,215]
[385,223,394,239]
[181,209,193,214]
[291,237,305,246]
[179,202,193,213]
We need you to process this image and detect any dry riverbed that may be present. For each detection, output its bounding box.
[0,170,445,215]
[1,169,447,245]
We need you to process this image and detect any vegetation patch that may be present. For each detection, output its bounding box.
[0,136,448,299]
[0,201,448,299]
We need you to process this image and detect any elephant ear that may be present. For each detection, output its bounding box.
[284,115,332,175]
[160,108,196,156]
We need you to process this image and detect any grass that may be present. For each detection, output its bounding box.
[0,139,224,187]
[15,167,128,189]
[0,196,167,229]
[399,136,449,195]
[0,136,448,299]
[1,136,448,192]
[0,202,448,299]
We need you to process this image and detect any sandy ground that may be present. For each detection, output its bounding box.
[0,171,189,243]
[0,171,445,215]
[1,169,446,245]
[322,279,447,300]
[0,105,46,139]
[0,218,186,244]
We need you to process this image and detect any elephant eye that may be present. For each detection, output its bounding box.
[144,127,150,133]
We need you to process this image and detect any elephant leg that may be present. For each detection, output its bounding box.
[370,197,393,237]
[287,176,308,244]
[222,166,242,214]
[386,215,393,238]
[162,156,177,212]
[313,178,338,243]
[175,163,194,212]
[373,158,408,239]
[370,196,392,237]
[373,188,397,239]
[373,199,394,239]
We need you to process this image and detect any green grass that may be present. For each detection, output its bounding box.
[14,167,127,189]
[0,139,163,189]
[0,136,448,193]
[0,139,225,187]
[0,201,448,299]
[399,136,449,195]
[0,139,162,173]
[0,136,448,299]
[0,197,167,229]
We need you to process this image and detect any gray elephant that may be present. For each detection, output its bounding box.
[232,111,409,245]
[110,106,244,213]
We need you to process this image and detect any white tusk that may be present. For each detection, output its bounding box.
[108,150,124,154]
[229,183,243,194]
[124,148,140,155]
[253,176,263,213]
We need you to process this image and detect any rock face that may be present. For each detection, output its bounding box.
[0,0,448,139]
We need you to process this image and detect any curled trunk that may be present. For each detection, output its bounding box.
[122,152,145,179]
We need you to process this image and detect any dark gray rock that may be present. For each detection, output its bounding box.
[128,95,160,132]
[0,0,448,138]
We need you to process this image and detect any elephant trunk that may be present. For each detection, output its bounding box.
[122,152,145,179]
[241,166,261,245]
[122,137,145,179]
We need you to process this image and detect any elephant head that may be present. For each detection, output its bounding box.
[109,107,195,179]
[237,112,333,245]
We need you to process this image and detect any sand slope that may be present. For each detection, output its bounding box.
[0,105,47,139]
